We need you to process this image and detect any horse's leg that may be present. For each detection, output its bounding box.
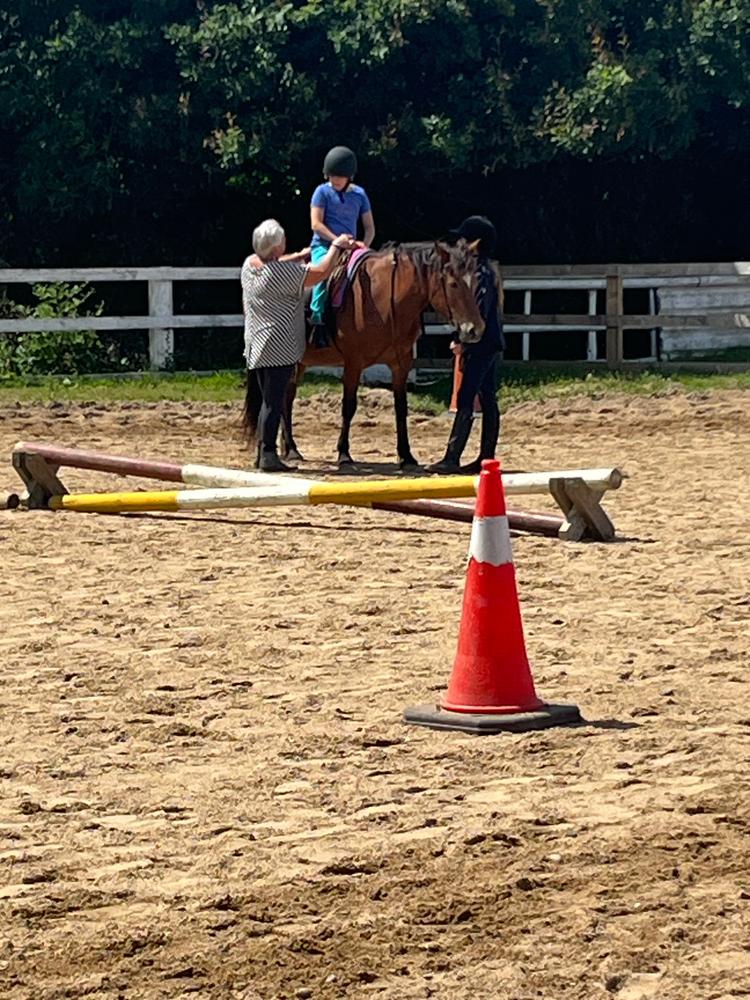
[337,365,361,467]
[281,364,305,462]
[391,364,419,471]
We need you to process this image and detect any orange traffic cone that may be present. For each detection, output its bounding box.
[404,458,581,734]
[449,353,482,414]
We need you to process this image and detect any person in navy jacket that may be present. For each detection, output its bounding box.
[428,215,504,474]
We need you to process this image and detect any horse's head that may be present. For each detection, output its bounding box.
[425,240,485,341]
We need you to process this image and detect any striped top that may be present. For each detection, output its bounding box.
[241,257,308,369]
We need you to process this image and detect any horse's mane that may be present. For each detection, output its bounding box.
[374,240,476,274]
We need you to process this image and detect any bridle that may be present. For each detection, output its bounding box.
[438,268,457,329]
[383,245,477,371]
[439,248,482,339]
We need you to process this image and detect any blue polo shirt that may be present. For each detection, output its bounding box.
[310,183,372,248]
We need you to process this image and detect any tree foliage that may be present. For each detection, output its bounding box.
[0,282,108,375]
[0,0,749,263]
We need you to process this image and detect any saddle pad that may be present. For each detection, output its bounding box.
[332,247,372,309]
[346,246,371,281]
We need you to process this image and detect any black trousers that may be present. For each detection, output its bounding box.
[254,364,295,459]
[456,348,500,414]
[441,348,501,466]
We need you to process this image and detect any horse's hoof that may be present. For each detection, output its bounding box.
[338,456,356,469]
[400,457,420,473]
[284,447,305,463]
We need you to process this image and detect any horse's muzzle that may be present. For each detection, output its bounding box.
[458,322,484,342]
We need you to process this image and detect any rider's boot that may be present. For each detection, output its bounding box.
[311,323,329,349]
[459,407,500,474]
[426,409,474,474]
[258,448,296,473]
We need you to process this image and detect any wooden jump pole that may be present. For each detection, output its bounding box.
[12,440,318,489]
[12,442,620,539]
[13,441,622,496]
[374,499,564,537]
[48,490,563,535]
[48,477,482,514]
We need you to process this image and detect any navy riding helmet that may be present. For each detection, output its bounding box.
[323,146,358,179]
[449,215,497,256]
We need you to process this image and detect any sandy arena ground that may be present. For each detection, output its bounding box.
[1,387,749,1000]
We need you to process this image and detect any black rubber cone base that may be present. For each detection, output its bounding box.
[403,701,582,735]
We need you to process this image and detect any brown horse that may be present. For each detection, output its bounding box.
[250,240,485,470]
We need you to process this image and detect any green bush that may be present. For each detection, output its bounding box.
[0,283,112,376]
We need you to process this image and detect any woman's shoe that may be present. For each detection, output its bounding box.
[258,454,296,473]
[427,411,473,475]
[425,459,462,474]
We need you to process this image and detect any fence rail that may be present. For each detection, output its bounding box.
[2,263,750,373]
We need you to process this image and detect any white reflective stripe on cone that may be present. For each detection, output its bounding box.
[468,515,513,566]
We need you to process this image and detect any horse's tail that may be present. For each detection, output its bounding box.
[242,370,262,442]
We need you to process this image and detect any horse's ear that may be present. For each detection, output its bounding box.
[435,241,450,263]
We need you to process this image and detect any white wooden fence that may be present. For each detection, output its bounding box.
[1,262,749,374]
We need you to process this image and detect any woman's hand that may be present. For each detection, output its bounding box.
[279,246,311,263]
[450,341,463,357]
[303,235,354,287]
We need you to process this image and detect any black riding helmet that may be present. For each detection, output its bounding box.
[448,215,497,256]
[323,145,358,178]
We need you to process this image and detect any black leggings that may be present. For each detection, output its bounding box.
[254,364,295,459]
[457,349,500,417]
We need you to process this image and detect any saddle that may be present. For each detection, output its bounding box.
[307,247,372,348]
[330,247,371,309]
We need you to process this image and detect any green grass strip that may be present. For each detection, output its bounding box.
[1,367,749,414]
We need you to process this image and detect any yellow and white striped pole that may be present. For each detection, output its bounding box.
[49,475,480,515]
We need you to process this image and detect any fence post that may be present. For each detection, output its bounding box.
[148,279,174,370]
[587,288,598,361]
[606,272,624,369]
[522,289,532,361]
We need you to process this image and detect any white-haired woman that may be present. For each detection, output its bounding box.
[241,219,353,471]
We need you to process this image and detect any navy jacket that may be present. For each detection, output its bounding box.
[465,258,504,356]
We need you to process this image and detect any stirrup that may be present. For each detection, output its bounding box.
[310,324,329,349]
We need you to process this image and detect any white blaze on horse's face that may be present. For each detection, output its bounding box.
[431,242,485,334]
[456,266,484,336]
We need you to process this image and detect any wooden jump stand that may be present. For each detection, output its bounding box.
[548,476,618,542]
[12,449,68,509]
